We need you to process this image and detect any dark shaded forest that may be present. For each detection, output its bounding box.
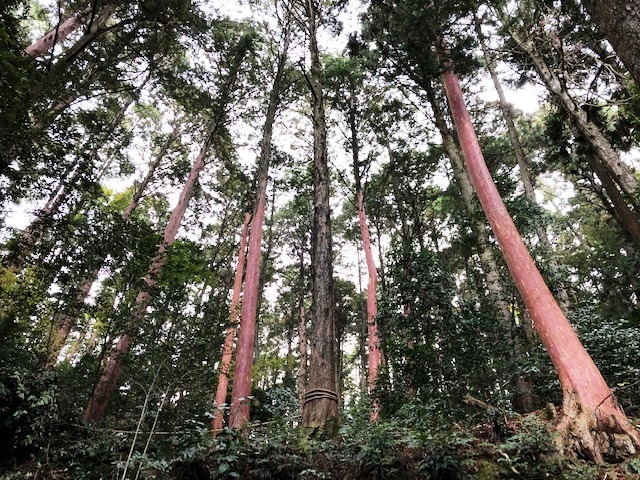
[1,0,640,478]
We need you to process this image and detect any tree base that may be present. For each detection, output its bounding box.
[556,390,640,463]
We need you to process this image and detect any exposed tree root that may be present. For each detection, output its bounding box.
[556,390,640,463]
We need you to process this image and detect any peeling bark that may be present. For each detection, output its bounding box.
[212,212,250,434]
[23,6,92,57]
[442,65,640,461]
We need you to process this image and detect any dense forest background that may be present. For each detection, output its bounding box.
[1,0,640,478]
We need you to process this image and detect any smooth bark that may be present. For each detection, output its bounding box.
[228,19,291,428]
[442,65,640,461]
[476,22,571,310]
[212,212,250,433]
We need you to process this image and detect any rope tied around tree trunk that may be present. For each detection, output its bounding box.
[303,388,338,406]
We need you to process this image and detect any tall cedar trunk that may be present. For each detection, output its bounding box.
[508,25,639,201]
[46,131,177,367]
[441,65,640,461]
[427,81,536,412]
[23,6,92,57]
[212,212,250,433]
[582,1,640,88]
[476,21,571,310]
[83,131,214,423]
[301,0,338,428]
[357,192,381,420]
[228,23,290,428]
[348,79,381,419]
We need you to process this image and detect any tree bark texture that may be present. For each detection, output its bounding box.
[583,0,640,88]
[83,132,213,423]
[228,23,290,428]
[357,192,381,421]
[301,0,339,428]
[212,212,250,433]
[23,6,92,57]
[442,66,640,462]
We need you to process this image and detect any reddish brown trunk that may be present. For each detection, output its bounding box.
[228,20,290,429]
[23,7,92,57]
[83,134,212,423]
[357,192,381,421]
[212,213,250,433]
[442,66,640,461]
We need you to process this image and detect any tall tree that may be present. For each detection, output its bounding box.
[581,0,640,88]
[228,2,292,428]
[212,212,250,433]
[441,55,640,462]
[300,0,339,428]
[83,34,253,422]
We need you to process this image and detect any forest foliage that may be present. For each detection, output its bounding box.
[1,0,640,478]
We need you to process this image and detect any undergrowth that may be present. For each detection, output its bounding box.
[2,396,639,479]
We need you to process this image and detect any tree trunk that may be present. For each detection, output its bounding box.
[45,130,177,366]
[83,130,215,423]
[357,192,381,420]
[301,0,338,429]
[212,212,250,433]
[228,21,290,428]
[586,155,640,246]
[582,0,640,88]
[23,6,93,57]
[441,64,640,462]
[508,25,639,202]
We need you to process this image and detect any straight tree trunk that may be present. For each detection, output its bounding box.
[508,25,639,202]
[441,64,640,462]
[301,0,339,428]
[582,0,640,88]
[357,192,381,420]
[212,212,250,433]
[83,130,215,423]
[228,20,291,429]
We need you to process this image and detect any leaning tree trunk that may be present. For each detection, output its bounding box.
[426,81,536,413]
[45,130,176,367]
[301,0,339,429]
[212,212,250,433]
[441,64,640,462]
[582,0,640,89]
[508,25,639,202]
[83,131,215,423]
[228,20,290,429]
[23,6,92,57]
